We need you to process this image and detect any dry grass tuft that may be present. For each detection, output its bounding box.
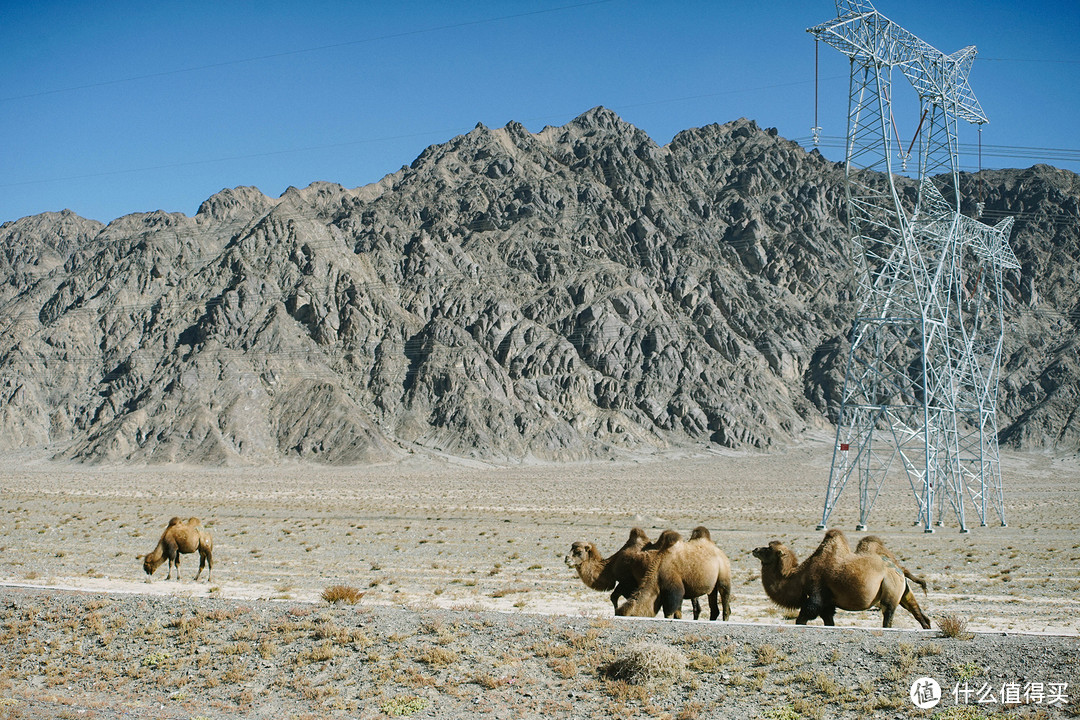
[321,584,365,604]
[602,642,687,685]
[754,642,784,666]
[295,641,337,665]
[937,613,974,640]
[416,645,458,667]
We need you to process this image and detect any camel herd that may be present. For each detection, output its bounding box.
[566,526,932,629]
[137,515,930,629]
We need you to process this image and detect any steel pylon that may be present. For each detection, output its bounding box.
[809,1,1019,532]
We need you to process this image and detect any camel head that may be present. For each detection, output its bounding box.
[563,541,599,571]
[751,541,787,567]
[142,554,164,576]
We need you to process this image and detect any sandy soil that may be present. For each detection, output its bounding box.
[2,434,1078,635]
[1,436,1079,719]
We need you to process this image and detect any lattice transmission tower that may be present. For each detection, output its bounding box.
[809,1,1020,533]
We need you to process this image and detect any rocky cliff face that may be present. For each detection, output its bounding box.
[0,108,1075,463]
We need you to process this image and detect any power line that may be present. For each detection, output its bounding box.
[7,117,1078,196]
[980,57,1080,64]
[796,135,1080,165]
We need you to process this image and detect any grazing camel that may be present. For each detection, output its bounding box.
[140,517,213,582]
[616,527,732,621]
[564,528,704,617]
[564,527,652,612]
[751,529,930,628]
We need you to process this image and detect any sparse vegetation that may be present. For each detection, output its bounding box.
[938,613,974,640]
[321,584,365,604]
[602,642,687,685]
[0,448,1076,718]
[381,695,428,716]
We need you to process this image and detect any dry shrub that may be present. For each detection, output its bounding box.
[469,672,512,689]
[937,613,973,640]
[754,643,783,665]
[603,642,687,685]
[550,658,578,678]
[257,639,277,659]
[416,645,458,667]
[296,641,337,665]
[322,585,365,604]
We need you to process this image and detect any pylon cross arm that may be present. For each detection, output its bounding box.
[809,1,988,124]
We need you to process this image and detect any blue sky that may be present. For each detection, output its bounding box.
[3,0,1078,224]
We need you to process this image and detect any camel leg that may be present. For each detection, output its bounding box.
[690,597,702,620]
[881,600,897,628]
[661,585,683,619]
[717,581,731,621]
[900,585,931,629]
[609,588,620,613]
[194,550,207,582]
[610,582,632,613]
[797,589,824,625]
[821,602,836,626]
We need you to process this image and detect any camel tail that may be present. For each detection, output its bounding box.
[905,569,928,596]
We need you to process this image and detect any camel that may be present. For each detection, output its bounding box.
[564,527,702,617]
[616,527,732,621]
[751,529,930,628]
[140,516,213,582]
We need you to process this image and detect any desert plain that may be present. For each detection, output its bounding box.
[1,434,1078,718]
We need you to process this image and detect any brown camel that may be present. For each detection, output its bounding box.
[564,528,703,617]
[751,529,930,628]
[616,527,732,621]
[140,517,213,582]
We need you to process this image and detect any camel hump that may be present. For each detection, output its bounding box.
[166,516,183,527]
[625,527,650,547]
[823,528,847,543]
[819,528,852,553]
[854,534,885,551]
[187,517,201,526]
[657,529,682,552]
[689,526,711,542]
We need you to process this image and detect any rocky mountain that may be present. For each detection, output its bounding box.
[0,107,1076,464]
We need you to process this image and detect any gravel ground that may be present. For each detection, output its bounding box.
[1,439,1078,718]
[0,586,1077,719]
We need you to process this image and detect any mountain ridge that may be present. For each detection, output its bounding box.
[1,107,1076,464]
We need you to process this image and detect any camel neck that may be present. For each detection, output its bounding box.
[578,550,613,590]
[762,552,804,609]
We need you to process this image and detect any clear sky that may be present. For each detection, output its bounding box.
[3,0,1078,224]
